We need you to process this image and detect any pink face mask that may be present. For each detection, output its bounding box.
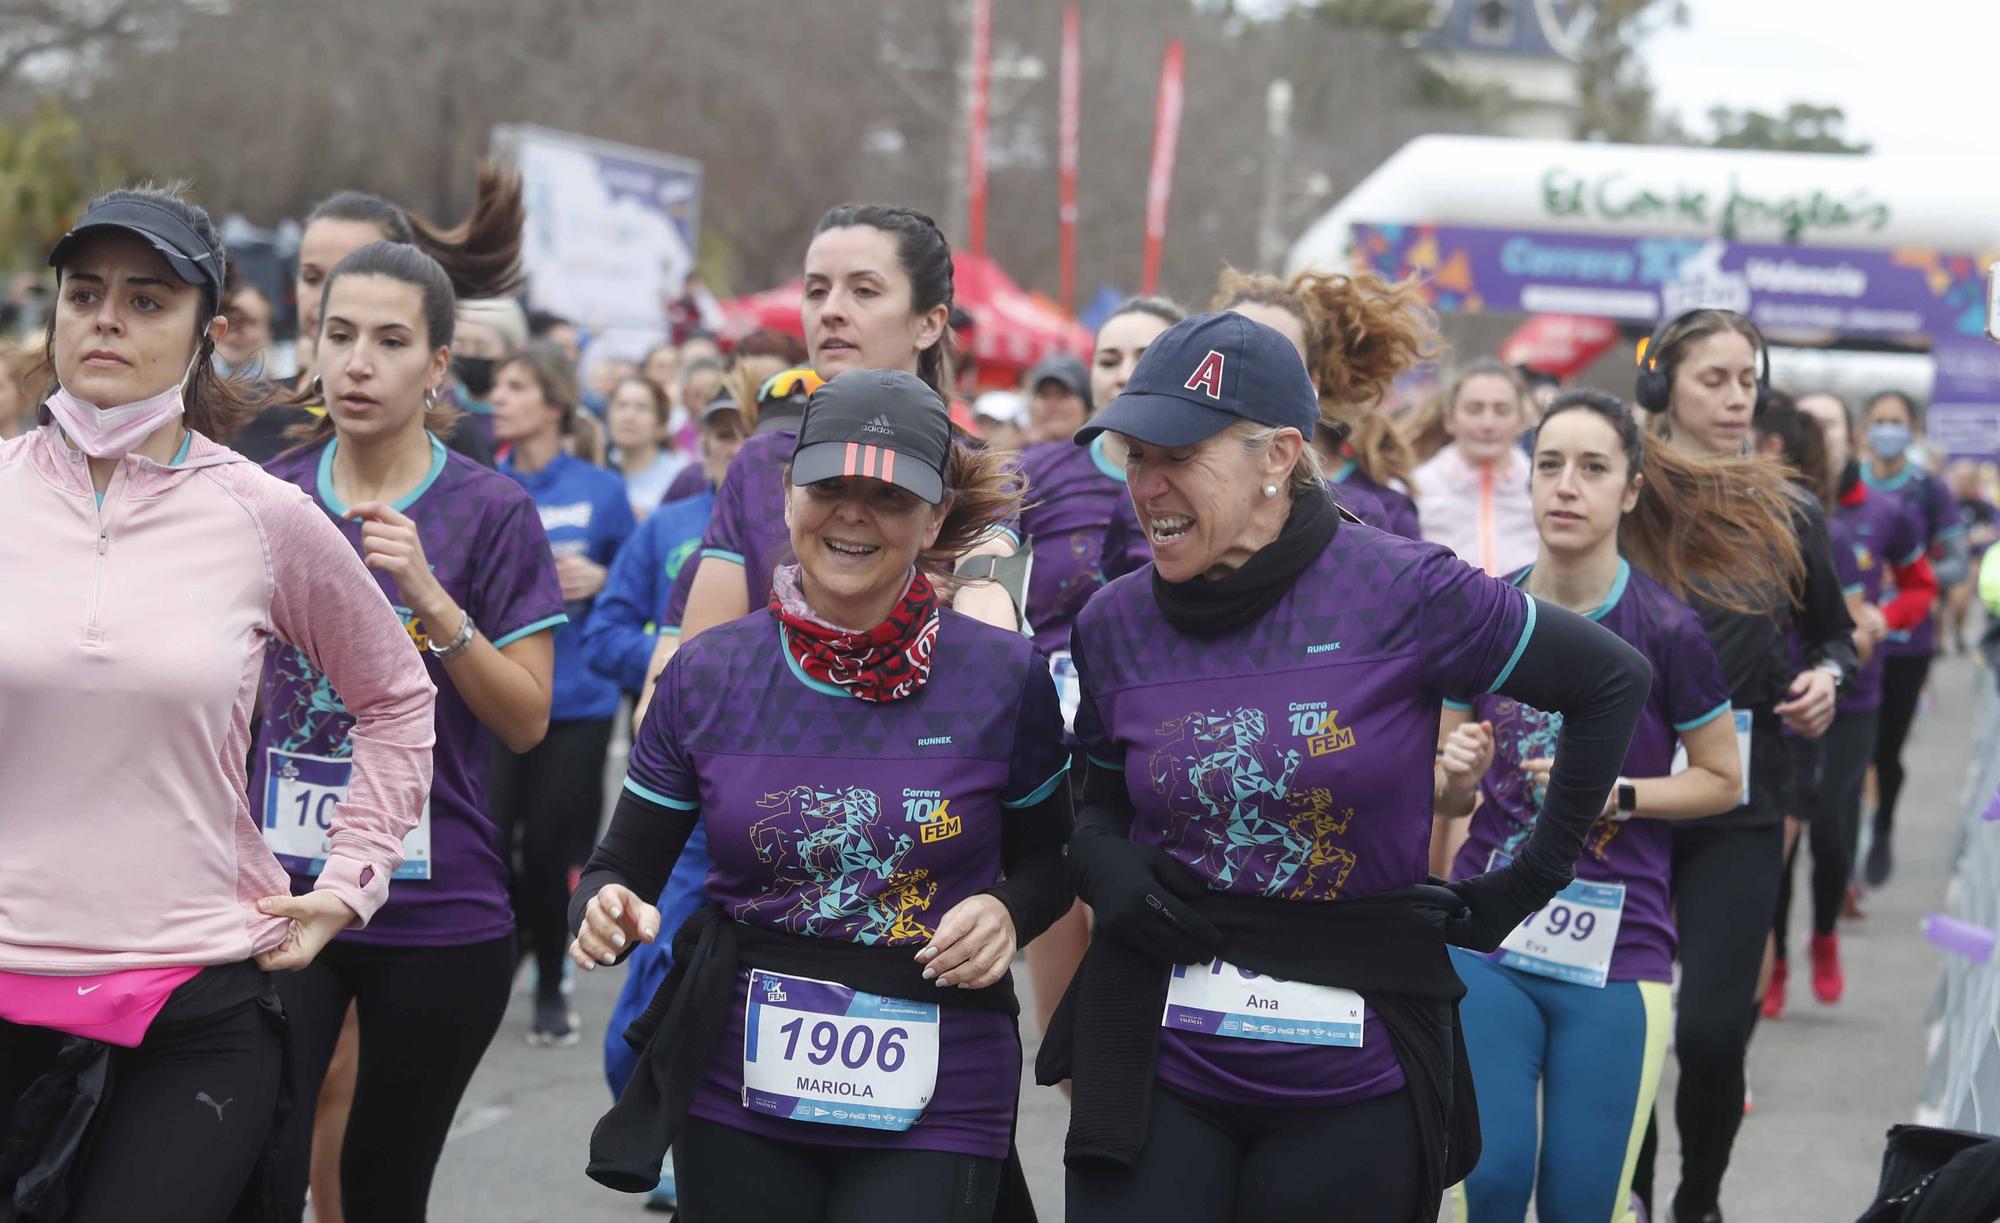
[45,348,200,460]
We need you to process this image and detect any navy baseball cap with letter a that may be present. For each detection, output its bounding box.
[1073,311,1318,448]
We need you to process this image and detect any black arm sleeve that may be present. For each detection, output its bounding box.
[1792,497,1859,682]
[1488,599,1652,901]
[981,780,1075,946]
[567,787,701,952]
[1073,760,1138,843]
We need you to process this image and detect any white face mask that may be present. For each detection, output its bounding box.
[45,347,200,460]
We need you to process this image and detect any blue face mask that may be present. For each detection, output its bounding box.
[1867,421,1912,461]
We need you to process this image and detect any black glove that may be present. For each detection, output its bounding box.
[1443,862,1564,954]
[1067,830,1222,965]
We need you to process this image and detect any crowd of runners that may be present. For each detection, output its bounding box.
[0,165,1986,1223]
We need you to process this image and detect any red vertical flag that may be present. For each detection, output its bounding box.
[967,0,993,255]
[1141,40,1186,297]
[1058,3,1082,318]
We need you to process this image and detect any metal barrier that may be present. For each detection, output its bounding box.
[1917,662,2000,1130]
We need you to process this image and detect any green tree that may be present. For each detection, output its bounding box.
[0,99,112,268]
[1703,102,1871,154]
[1572,0,1686,142]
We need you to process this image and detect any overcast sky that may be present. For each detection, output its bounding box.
[1643,0,2000,156]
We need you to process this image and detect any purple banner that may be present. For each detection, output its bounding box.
[1352,223,1989,341]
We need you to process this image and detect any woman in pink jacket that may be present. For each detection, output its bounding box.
[1414,359,1539,576]
[0,189,436,1220]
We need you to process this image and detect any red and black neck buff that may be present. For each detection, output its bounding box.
[769,564,941,702]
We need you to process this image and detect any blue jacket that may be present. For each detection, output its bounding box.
[583,489,715,694]
[501,451,636,721]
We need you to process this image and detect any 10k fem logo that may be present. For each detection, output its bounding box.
[1287,701,1355,757]
[902,789,961,843]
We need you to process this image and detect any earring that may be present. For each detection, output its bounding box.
[424,386,440,413]
[1263,483,1279,499]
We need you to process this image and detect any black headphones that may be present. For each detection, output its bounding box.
[1633,308,1770,415]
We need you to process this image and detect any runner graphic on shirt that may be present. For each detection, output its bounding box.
[1493,704,1619,862]
[738,784,940,944]
[1149,707,1327,895]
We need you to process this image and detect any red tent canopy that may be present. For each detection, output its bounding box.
[718,252,1091,388]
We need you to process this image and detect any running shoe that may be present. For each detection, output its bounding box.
[1864,834,1893,887]
[1761,959,1787,1021]
[528,993,580,1047]
[1811,932,1844,1004]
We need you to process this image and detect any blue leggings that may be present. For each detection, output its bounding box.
[1450,949,1670,1223]
[603,820,713,1098]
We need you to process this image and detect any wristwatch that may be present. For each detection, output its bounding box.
[428,611,478,662]
[1611,777,1638,823]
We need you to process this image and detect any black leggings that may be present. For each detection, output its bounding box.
[1638,820,1785,1218]
[1873,654,1933,838]
[1776,711,1878,950]
[491,716,614,993]
[675,1116,1002,1223]
[1773,734,1829,956]
[1066,1083,1420,1222]
[0,962,283,1223]
[271,934,514,1222]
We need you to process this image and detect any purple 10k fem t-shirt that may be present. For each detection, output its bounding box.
[256,436,567,946]
[1016,437,1129,655]
[625,609,1069,1158]
[1833,487,1926,714]
[1071,521,1533,1108]
[1447,560,1730,984]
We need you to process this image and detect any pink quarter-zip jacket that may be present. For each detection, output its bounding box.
[0,424,436,974]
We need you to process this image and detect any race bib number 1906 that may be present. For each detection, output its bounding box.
[742,970,940,1132]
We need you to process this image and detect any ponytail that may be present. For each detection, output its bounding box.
[306,163,525,304]
[1214,268,1435,491]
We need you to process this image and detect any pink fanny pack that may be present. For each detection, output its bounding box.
[0,966,203,1047]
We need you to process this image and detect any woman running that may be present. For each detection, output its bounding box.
[1414,359,1538,574]
[570,369,1071,1221]
[0,187,434,1222]
[669,205,1018,661]
[1858,390,1966,886]
[488,343,637,1046]
[1631,308,1856,1223]
[256,240,568,1220]
[1093,297,1185,586]
[1441,389,1792,1222]
[229,170,521,466]
[1791,392,1935,996]
[1040,311,1650,1223]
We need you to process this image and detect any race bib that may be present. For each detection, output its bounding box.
[1049,651,1081,732]
[1163,958,1364,1047]
[741,970,940,1132]
[1672,707,1752,806]
[262,749,431,880]
[1490,851,1624,989]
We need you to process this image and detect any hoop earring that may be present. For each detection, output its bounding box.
[309,375,324,403]
[424,386,440,413]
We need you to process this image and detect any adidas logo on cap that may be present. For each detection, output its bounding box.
[862,414,895,435]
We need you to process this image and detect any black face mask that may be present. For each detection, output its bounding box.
[453,355,496,398]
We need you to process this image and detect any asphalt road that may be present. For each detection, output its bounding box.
[366,656,1982,1222]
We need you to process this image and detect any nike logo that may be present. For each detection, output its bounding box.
[196,1092,234,1121]
[76,984,103,996]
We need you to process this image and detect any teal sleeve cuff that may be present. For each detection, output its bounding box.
[1442,698,1474,712]
[1841,583,1865,598]
[1485,596,1538,693]
[1002,760,1071,809]
[622,776,698,810]
[1673,700,1733,733]
[491,613,569,649]
[701,548,746,565]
